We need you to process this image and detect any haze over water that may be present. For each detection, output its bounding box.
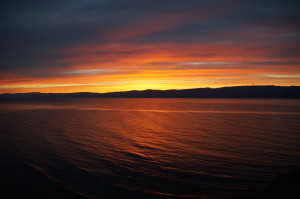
[1,98,300,198]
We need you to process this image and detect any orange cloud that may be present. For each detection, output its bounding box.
[1,32,299,94]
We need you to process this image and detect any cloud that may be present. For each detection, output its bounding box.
[0,0,299,92]
[261,74,300,78]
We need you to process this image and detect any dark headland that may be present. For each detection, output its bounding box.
[1,86,300,99]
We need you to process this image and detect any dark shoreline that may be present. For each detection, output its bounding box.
[1,86,300,99]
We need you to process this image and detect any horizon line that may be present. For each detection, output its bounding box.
[1,85,299,95]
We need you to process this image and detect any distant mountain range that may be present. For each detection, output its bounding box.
[1,86,300,99]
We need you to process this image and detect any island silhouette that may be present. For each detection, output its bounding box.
[1,86,300,99]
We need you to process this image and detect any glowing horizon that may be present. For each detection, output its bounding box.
[1,1,300,93]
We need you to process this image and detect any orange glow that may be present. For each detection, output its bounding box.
[1,41,300,93]
[1,1,299,94]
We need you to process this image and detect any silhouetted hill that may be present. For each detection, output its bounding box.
[0,86,300,99]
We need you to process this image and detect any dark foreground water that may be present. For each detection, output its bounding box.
[0,98,300,199]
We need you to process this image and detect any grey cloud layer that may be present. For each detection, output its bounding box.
[0,0,299,73]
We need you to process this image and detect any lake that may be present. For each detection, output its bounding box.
[0,98,300,198]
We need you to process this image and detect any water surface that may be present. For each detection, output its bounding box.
[1,98,300,198]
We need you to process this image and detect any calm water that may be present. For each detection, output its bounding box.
[0,98,300,199]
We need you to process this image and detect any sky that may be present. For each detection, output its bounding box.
[0,0,300,93]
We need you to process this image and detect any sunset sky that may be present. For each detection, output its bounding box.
[1,0,300,93]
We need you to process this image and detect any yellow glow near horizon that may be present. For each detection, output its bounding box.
[1,1,300,94]
[1,61,300,93]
